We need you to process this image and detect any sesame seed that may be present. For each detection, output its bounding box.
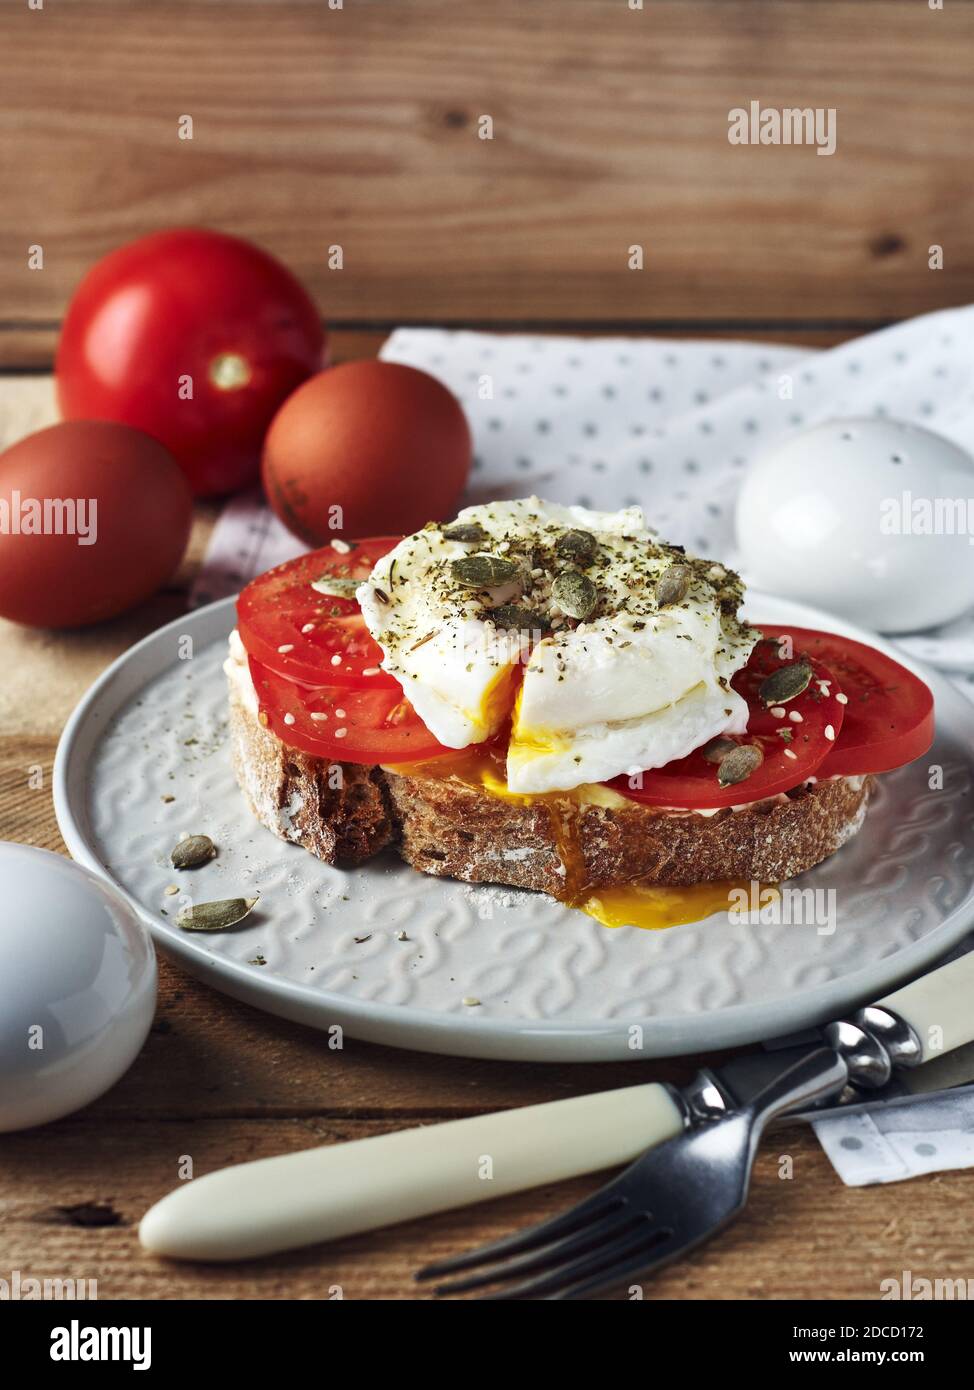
[334,708,346,718]
[330,654,342,666]
[310,712,328,721]
[301,623,315,634]
[784,748,798,760]
[770,705,786,718]
[462,996,481,1007]
[362,666,381,676]
[836,692,849,705]
[331,538,351,554]
[334,727,348,738]
[277,643,294,653]
[789,710,803,723]
[283,712,296,726]
[825,724,836,740]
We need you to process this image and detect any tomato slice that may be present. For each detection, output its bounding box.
[608,640,846,810]
[237,537,400,687]
[248,656,453,764]
[756,626,934,776]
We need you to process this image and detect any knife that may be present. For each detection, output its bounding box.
[139,949,974,1261]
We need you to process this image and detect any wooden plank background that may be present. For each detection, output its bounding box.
[0,0,972,351]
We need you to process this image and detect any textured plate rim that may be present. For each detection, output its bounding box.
[53,592,974,1062]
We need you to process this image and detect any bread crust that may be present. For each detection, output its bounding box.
[228,691,396,865]
[229,686,873,894]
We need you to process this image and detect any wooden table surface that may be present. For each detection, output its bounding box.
[2,327,972,1302]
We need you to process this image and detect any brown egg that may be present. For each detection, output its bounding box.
[261,361,471,543]
[0,420,192,628]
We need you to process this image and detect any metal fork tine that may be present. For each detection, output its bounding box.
[475,1222,662,1301]
[429,1209,643,1297]
[415,1187,628,1282]
[551,1227,683,1301]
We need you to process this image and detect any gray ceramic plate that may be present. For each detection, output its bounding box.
[53,592,974,1062]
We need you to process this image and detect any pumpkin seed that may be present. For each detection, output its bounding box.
[310,576,361,599]
[489,604,550,632]
[451,554,520,588]
[443,522,488,543]
[170,834,216,869]
[555,529,597,563]
[759,659,813,706]
[551,570,598,621]
[701,736,738,765]
[717,743,764,787]
[656,563,692,608]
[177,896,259,932]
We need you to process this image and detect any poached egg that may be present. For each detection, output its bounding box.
[357,498,757,794]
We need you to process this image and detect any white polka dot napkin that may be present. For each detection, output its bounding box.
[192,307,974,699]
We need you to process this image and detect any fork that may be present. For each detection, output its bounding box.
[416,1044,846,1299]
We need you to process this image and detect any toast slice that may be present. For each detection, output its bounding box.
[228,685,873,897]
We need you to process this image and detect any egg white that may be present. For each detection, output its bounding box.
[357,498,756,791]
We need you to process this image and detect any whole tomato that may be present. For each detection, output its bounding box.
[56,229,326,496]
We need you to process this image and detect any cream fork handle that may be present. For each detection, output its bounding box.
[140,1082,684,1261]
[877,950,974,1061]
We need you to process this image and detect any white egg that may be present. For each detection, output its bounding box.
[0,844,157,1132]
[735,418,974,633]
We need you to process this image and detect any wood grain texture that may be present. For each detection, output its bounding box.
[0,0,972,323]
[2,1114,967,1300]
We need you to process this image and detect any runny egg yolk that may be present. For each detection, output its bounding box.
[507,681,571,773]
[579,881,754,932]
[389,742,766,932]
[463,662,521,743]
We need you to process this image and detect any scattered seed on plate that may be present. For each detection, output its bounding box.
[396,930,409,941]
[177,896,259,933]
[164,884,179,896]
[170,833,216,869]
[462,996,481,1007]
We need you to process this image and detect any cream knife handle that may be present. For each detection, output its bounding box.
[140,1082,684,1262]
[877,951,974,1062]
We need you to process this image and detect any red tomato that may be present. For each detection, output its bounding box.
[56,229,326,497]
[261,361,471,543]
[249,656,451,763]
[237,537,400,687]
[0,421,191,628]
[609,639,846,809]
[757,626,934,775]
